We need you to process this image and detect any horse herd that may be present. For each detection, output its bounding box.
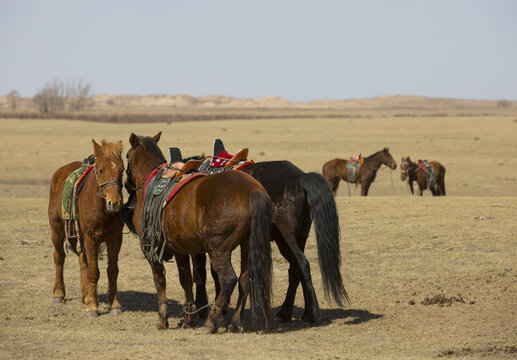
[48,132,445,334]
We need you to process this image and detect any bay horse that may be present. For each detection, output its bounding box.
[400,156,446,196]
[190,155,349,324]
[322,147,397,196]
[125,132,273,333]
[48,139,124,316]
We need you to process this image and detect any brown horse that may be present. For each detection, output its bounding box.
[323,148,397,196]
[125,132,273,333]
[48,140,124,316]
[400,156,446,196]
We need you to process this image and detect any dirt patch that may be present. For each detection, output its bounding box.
[437,345,517,357]
[420,294,466,307]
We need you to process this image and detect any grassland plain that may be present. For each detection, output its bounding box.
[0,114,516,359]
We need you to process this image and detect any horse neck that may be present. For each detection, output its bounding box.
[365,152,382,170]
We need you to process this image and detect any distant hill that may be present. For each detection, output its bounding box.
[0,94,514,112]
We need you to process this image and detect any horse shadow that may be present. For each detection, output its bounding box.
[272,306,384,333]
[98,290,183,318]
[99,291,383,332]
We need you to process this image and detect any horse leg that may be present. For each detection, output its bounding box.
[51,223,66,303]
[409,181,415,195]
[361,181,371,196]
[176,253,198,328]
[331,177,340,196]
[192,254,209,319]
[83,235,100,316]
[204,251,237,334]
[106,234,122,315]
[78,251,89,303]
[274,224,319,323]
[149,260,168,329]
[228,243,249,333]
[439,177,446,196]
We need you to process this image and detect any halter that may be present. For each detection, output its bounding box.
[94,165,122,199]
[400,161,418,175]
[125,148,165,193]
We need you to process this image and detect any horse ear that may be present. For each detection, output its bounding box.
[92,139,101,156]
[153,131,162,143]
[129,133,139,149]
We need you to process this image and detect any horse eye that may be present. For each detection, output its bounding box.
[99,169,105,175]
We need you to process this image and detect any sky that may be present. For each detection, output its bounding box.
[1,0,516,102]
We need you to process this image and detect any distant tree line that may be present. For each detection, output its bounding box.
[32,79,91,113]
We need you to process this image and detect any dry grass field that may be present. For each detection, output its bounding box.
[0,112,516,359]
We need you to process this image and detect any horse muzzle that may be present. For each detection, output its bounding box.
[106,199,122,214]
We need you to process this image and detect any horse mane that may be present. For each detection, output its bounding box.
[141,137,166,163]
[365,147,389,160]
[100,140,123,159]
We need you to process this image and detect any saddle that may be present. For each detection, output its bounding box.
[140,147,206,263]
[61,155,96,254]
[197,139,254,175]
[418,160,437,188]
[347,155,363,184]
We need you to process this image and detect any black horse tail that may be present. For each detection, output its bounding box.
[299,172,350,307]
[248,191,273,333]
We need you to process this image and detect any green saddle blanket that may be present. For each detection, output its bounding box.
[62,155,95,220]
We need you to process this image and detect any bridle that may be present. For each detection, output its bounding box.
[125,147,164,193]
[125,149,145,193]
[400,160,417,176]
[94,165,123,199]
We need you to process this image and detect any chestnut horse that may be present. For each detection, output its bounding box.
[400,156,446,196]
[48,140,124,316]
[125,133,273,333]
[323,148,397,196]
[189,155,349,324]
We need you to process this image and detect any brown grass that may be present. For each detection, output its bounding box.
[0,113,516,359]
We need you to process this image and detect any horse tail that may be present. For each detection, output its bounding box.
[440,165,446,195]
[248,190,273,333]
[299,172,350,307]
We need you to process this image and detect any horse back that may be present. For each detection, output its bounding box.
[322,158,348,180]
[161,170,267,253]
[430,161,445,176]
[244,160,304,200]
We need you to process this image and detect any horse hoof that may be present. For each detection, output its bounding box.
[277,308,292,322]
[227,323,243,333]
[156,320,169,330]
[301,312,319,324]
[85,310,99,318]
[205,326,218,334]
[53,297,65,304]
[110,308,122,316]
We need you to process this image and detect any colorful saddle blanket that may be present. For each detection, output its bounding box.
[140,162,206,263]
[418,160,437,188]
[347,155,363,184]
[62,155,96,221]
[197,139,254,175]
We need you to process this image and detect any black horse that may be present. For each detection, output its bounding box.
[190,142,349,324]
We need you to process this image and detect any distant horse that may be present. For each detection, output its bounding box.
[48,140,124,316]
[400,156,446,196]
[192,157,349,324]
[323,148,397,196]
[125,132,273,333]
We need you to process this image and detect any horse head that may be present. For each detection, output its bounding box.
[125,132,165,193]
[381,147,397,170]
[400,156,412,181]
[92,139,124,214]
